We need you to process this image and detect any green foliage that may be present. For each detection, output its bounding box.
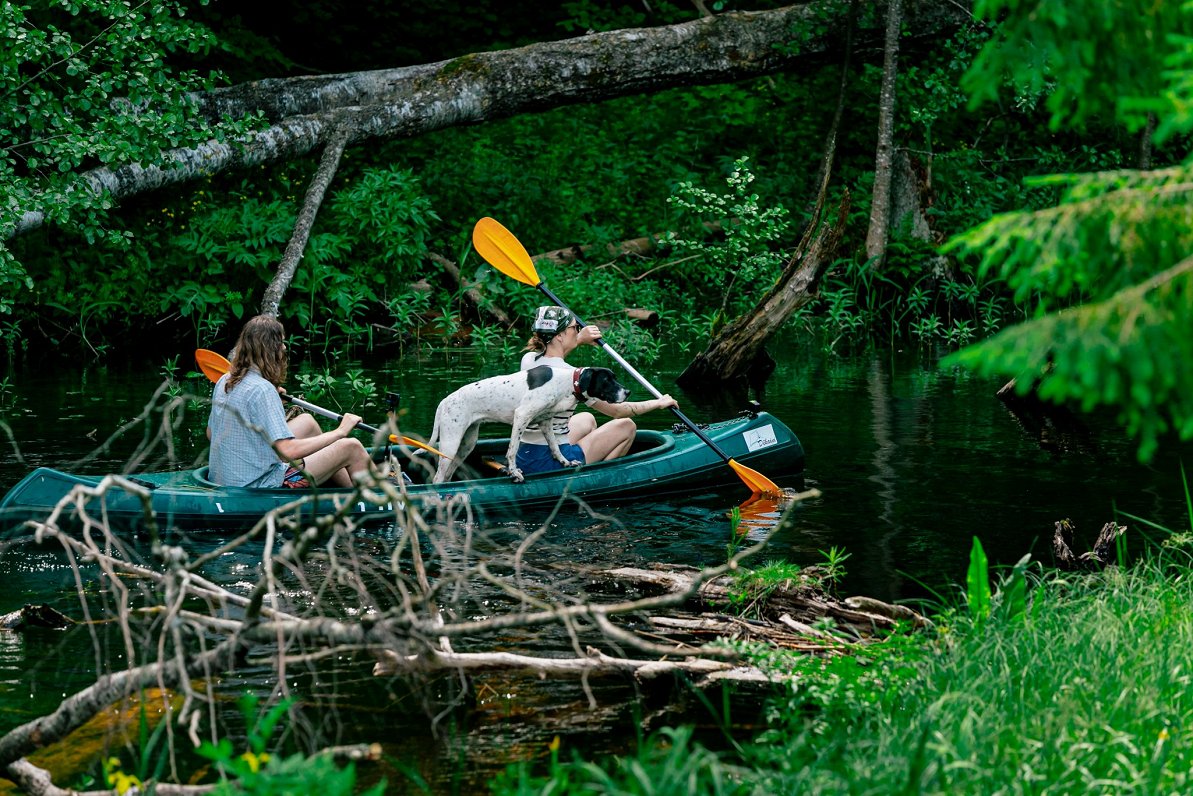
[728,549,849,617]
[743,631,926,745]
[965,536,990,622]
[0,0,259,307]
[99,698,173,794]
[327,166,439,282]
[664,156,791,321]
[729,560,806,617]
[818,545,850,585]
[943,166,1193,460]
[293,366,378,412]
[0,0,1172,371]
[492,726,746,796]
[966,0,1193,132]
[197,694,384,796]
[743,552,1193,793]
[944,6,1193,461]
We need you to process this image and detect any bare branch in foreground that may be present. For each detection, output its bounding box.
[0,395,882,793]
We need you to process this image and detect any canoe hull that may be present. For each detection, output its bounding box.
[0,412,804,530]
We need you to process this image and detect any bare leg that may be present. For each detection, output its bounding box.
[567,412,597,443]
[577,418,636,463]
[287,413,322,440]
[301,438,373,487]
[284,413,370,486]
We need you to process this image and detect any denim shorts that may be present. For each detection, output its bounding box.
[515,442,586,475]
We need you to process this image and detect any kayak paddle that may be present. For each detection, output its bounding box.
[195,349,451,460]
[470,216,782,498]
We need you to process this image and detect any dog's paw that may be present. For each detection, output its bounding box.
[507,468,525,483]
[566,459,583,467]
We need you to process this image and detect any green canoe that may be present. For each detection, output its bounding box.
[0,411,803,530]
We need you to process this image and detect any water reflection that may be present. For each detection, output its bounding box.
[734,487,820,543]
[2,344,1193,791]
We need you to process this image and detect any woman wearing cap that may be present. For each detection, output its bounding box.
[515,305,679,476]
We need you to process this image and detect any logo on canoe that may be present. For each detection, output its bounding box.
[743,424,777,452]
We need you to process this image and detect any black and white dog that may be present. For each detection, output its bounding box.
[427,365,629,483]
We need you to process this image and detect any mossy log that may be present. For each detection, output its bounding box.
[599,564,931,643]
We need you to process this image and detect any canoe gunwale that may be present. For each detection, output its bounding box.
[0,412,804,529]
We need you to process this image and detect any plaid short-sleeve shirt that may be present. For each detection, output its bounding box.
[207,369,294,487]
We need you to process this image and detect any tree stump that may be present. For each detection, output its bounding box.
[1052,518,1125,571]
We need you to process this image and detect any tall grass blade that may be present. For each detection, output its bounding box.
[966,536,991,621]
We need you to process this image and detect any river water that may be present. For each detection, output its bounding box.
[0,340,1189,789]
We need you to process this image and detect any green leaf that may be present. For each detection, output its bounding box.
[966,536,991,622]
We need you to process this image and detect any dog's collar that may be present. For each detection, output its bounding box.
[573,368,584,399]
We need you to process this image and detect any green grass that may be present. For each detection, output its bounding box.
[757,552,1193,794]
[492,547,1193,795]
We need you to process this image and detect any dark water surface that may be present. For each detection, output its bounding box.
[0,343,1189,789]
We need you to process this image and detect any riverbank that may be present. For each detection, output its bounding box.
[493,542,1193,794]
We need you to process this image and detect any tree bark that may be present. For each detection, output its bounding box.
[676,192,849,388]
[864,0,905,265]
[1139,112,1157,169]
[891,149,952,278]
[677,4,857,388]
[259,130,348,318]
[10,1,968,240]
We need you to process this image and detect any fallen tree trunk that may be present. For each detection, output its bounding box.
[11,1,970,240]
[535,222,725,266]
[601,564,931,636]
[259,130,349,318]
[430,252,513,327]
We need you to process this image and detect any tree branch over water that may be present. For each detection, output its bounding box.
[8,1,969,240]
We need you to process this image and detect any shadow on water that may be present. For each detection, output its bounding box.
[1,343,1191,790]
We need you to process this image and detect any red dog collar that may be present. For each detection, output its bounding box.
[573,368,584,399]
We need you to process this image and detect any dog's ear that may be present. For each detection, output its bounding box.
[586,368,610,394]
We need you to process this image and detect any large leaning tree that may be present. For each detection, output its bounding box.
[2,0,970,315]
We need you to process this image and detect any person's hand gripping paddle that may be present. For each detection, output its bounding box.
[195,349,454,461]
[471,217,782,498]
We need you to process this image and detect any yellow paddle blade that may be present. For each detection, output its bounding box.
[472,217,541,286]
[195,349,231,382]
[728,458,782,498]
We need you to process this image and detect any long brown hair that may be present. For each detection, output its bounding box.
[227,315,287,390]
[522,333,549,355]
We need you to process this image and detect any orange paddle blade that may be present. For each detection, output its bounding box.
[728,458,782,498]
[194,348,482,466]
[195,349,231,382]
[472,217,541,286]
